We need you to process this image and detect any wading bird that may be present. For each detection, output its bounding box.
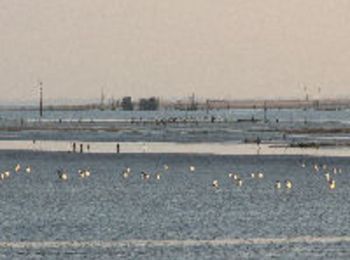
[329,179,336,190]
[25,166,31,174]
[285,180,293,189]
[275,180,282,190]
[212,180,219,188]
[57,170,68,181]
[141,171,150,180]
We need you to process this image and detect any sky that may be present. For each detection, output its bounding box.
[1,0,350,103]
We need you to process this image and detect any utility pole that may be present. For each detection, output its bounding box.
[39,81,43,117]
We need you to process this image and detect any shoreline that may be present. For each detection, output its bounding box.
[1,140,350,157]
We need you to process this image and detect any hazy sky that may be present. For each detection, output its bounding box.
[1,0,350,102]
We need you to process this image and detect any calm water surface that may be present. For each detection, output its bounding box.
[0,151,349,259]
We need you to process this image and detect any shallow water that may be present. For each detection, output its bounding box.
[1,108,350,124]
[0,151,349,258]
[2,108,350,146]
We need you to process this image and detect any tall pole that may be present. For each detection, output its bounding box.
[39,81,43,117]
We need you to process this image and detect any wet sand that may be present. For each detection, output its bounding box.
[1,140,350,157]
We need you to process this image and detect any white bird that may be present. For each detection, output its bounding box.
[333,168,338,174]
[257,172,264,179]
[122,168,131,179]
[141,171,150,180]
[25,166,31,174]
[229,173,239,180]
[4,171,10,178]
[275,180,282,190]
[189,166,196,172]
[57,170,68,181]
[163,164,169,171]
[212,180,219,188]
[122,171,129,179]
[329,179,336,190]
[251,173,256,179]
[313,164,319,172]
[285,179,293,189]
[78,170,85,178]
[79,169,91,178]
[15,164,21,173]
[0,173,5,180]
[155,172,161,180]
[236,178,243,187]
[325,173,331,182]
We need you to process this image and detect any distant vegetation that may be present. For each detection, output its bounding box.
[121,97,133,111]
[120,96,159,111]
[138,97,159,111]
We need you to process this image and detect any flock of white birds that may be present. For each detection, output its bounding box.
[0,161,341,192]
[0,164,31,181]
[213,161,339,191]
